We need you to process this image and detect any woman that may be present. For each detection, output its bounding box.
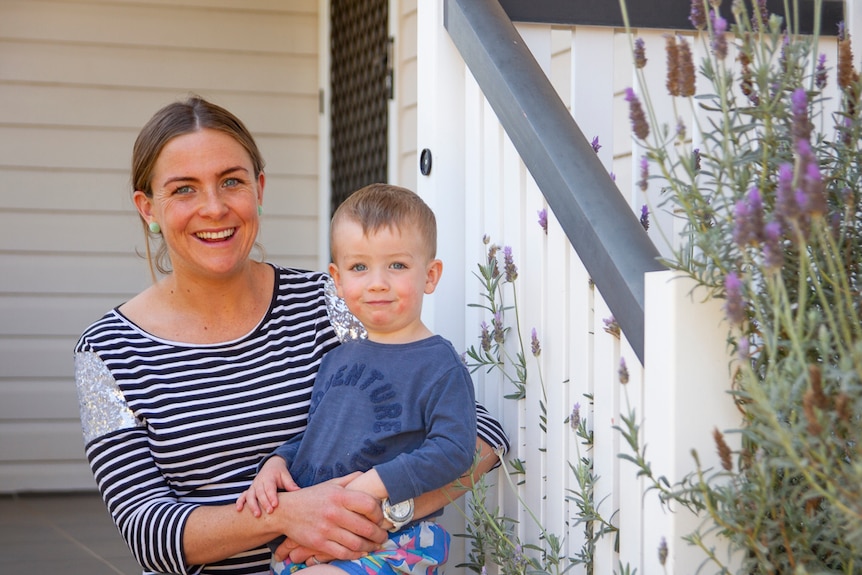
[74,96,508,575]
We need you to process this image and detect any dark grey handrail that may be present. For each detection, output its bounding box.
[444,0,666,364]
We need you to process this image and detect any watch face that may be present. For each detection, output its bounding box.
[387,500,413,521]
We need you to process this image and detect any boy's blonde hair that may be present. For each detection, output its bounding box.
[331,183,438,259]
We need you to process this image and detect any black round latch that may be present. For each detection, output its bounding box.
[420,148,432,176]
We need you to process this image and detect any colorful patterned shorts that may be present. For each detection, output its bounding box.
[271,521,449,575]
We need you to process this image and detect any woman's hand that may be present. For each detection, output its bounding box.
[184,472,385,566]
[278,541,334,566]
[272,473,386,562]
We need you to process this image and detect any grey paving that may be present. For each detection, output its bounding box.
[0,492,142,575]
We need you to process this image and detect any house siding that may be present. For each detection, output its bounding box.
[0,0,322,492]
[392,0,418,192]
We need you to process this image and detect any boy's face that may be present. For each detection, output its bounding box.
[329,219,442,343]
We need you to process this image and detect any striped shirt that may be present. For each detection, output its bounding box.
[75,265,508,575]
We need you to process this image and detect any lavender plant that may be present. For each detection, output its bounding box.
[620,0,862,571]
[460,237,618,575]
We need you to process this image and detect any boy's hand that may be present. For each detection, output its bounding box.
[236,456,299,516]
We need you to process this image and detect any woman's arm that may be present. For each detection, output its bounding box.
[86,416,387,572]
[77,351,387,573]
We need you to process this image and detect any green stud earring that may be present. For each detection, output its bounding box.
[148,221,161,234]
[258,205,263,216]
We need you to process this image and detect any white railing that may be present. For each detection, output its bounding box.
[418,12,739,575]
[420,4,851,572]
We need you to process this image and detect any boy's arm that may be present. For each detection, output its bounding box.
[349,436,501,522]
[343,468,387,500]
[412,436,499,517]
[372,365,477,505]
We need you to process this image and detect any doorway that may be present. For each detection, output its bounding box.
[329,0,391,215]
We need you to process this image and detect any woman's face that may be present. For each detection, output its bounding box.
[134,128,265,281]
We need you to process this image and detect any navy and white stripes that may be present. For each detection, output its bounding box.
[75,265,509,575]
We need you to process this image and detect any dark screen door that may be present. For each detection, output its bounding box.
[330,0,390,216]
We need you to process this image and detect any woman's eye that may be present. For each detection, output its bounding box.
[223,177,240,188]
[174,185,194,195]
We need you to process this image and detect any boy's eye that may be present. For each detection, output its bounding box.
[350,263,367,272]
[390,262,407,270]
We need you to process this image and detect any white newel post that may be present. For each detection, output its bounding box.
[416,1,471,570]
[415,0,468,346]
[848,1,862,46]
[642,270,743,574]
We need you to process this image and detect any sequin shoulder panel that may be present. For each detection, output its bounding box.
[75,351,143,445]
[324,275,367,342]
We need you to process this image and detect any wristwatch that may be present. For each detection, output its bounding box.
[381,497,414,532]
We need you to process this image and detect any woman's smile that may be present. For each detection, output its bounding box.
[195,228,237,241]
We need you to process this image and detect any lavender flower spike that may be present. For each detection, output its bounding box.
[569,402,581,430]
[603,316,621,338]
[689,0,707,29]
[677,37,696,96]
[480,321,492,353]
[625,88,650,140]
[732,187,764,247]
[503,246,518,282]
[492,312,505,344]
[753,0,769,31]
[665,35,681,96]
[723,272,746,326]
[591,135,602,153]
[638,155,649,192]
[815,54,828,90]
[775,163,799,227]
[537,208,548,234]
[790,87,807,117]
[710,10,728,60]
[531,328,541,357]
[513,545,524,567]
[791,88,812,142]
[618,357,630,385]
[634,37,647,69]
[732,198,750,247]
[640,204,650,231]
